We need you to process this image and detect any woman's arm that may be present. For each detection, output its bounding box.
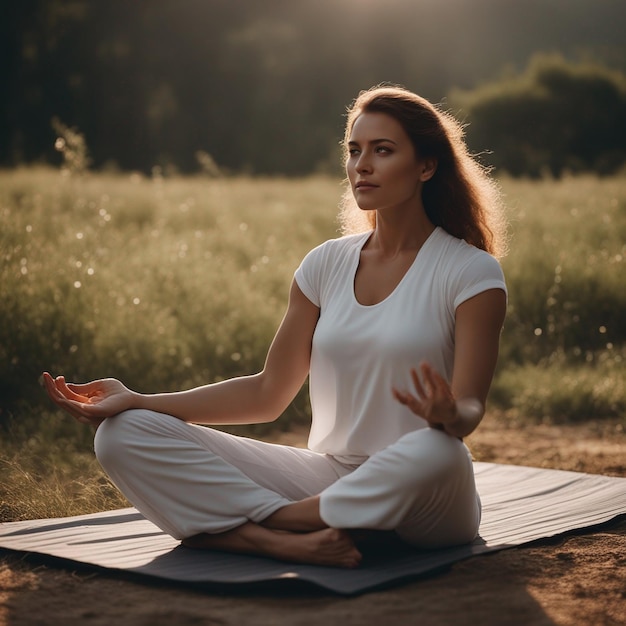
[446,287,507,436]
[393,287,507,438]
[137,280,319,424]
[44,280,320,426]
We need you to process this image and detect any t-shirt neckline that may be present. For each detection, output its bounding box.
[352,227,440,308]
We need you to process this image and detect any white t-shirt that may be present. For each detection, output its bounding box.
[294,227,507,464]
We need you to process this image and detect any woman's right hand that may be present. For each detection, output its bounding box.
[42,372,136,426]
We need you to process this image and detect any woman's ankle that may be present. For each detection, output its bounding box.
[183,523,362,568]
[262,496,326,532]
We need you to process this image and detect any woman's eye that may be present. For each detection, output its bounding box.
[376,146,392,154]
[348,148,360,156]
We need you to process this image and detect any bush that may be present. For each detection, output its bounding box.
[491,351,625,422]
[0,167,623,443]
[498,175,626,365]
[450,54,626,177]
[0,167,339,436]
[0,167,624,520]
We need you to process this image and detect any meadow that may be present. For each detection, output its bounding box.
[1,166,625,521]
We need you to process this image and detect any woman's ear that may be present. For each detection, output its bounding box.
[419,157,437,182]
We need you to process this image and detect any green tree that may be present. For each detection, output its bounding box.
[3,2,626,175]
[450,55,626,177]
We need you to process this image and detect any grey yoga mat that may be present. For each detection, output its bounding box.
[1,462,624,595]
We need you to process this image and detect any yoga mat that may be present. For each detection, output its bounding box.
[1,462,625,595]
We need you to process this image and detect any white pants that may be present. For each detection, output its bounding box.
[94,410,481,548]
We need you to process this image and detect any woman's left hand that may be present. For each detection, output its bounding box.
[42,372,132,427]
[392,362,458,430]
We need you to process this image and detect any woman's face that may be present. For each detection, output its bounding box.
[346,111,434,214]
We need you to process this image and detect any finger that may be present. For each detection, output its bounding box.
[393,387,425,416]
[419,362,439,392]
[48,384,97,417]
[392,387,409,404]
[56,376,92,403]
[62,404,99,425]
[406,394,425,414]
[66,399,104,419]
[429,368,453,399]
[44,374,104,425]
[66,380,104,397]
[43,372,57,397]
[410,367,427,399]
[50,390,84,414]
[51,376,74,399]
[44,374,71,405]
[420,363,452,403]
[43,371,62,394]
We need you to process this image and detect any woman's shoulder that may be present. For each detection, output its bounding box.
[431,228,506,292]
[435,228,502,267]
[304,231,371,262]
[296,232,371,304]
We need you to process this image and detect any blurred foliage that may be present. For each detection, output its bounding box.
[0,411,128,521]
[0,167,340,436]
[1,0,626,175]
[0,168,624,441]
[451,54,626,177]
[1,167,625,521]
[498,174,626,361]
[491,355,625,423]
[51,117,91,175]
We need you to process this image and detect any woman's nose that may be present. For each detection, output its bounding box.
[356,153,372,173]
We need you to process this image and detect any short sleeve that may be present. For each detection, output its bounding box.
[294,242,327,307]
[295,233,373,309]
[451,252,507,310]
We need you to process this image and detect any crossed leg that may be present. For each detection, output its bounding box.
[95,411,478,568]
[184,494,363,568]
[183,518,362,568]
[95,410,362,567]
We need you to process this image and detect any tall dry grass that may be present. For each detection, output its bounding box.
[1,167,624,520]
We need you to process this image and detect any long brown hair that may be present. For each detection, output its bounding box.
[339,86,508,258]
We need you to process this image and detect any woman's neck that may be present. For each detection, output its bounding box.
[368,208,435,258]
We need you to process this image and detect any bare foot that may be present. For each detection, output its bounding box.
[276,527,362,568]
[183,523,362,568]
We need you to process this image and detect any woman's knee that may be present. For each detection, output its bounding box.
[391,430,479,548]
[93,409,150,468]
[396,428,472,487]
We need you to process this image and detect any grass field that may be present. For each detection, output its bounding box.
[1,167,624,520]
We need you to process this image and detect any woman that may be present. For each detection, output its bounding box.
[44,86,508,569]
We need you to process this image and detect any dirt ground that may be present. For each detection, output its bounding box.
[1,415,625,626]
